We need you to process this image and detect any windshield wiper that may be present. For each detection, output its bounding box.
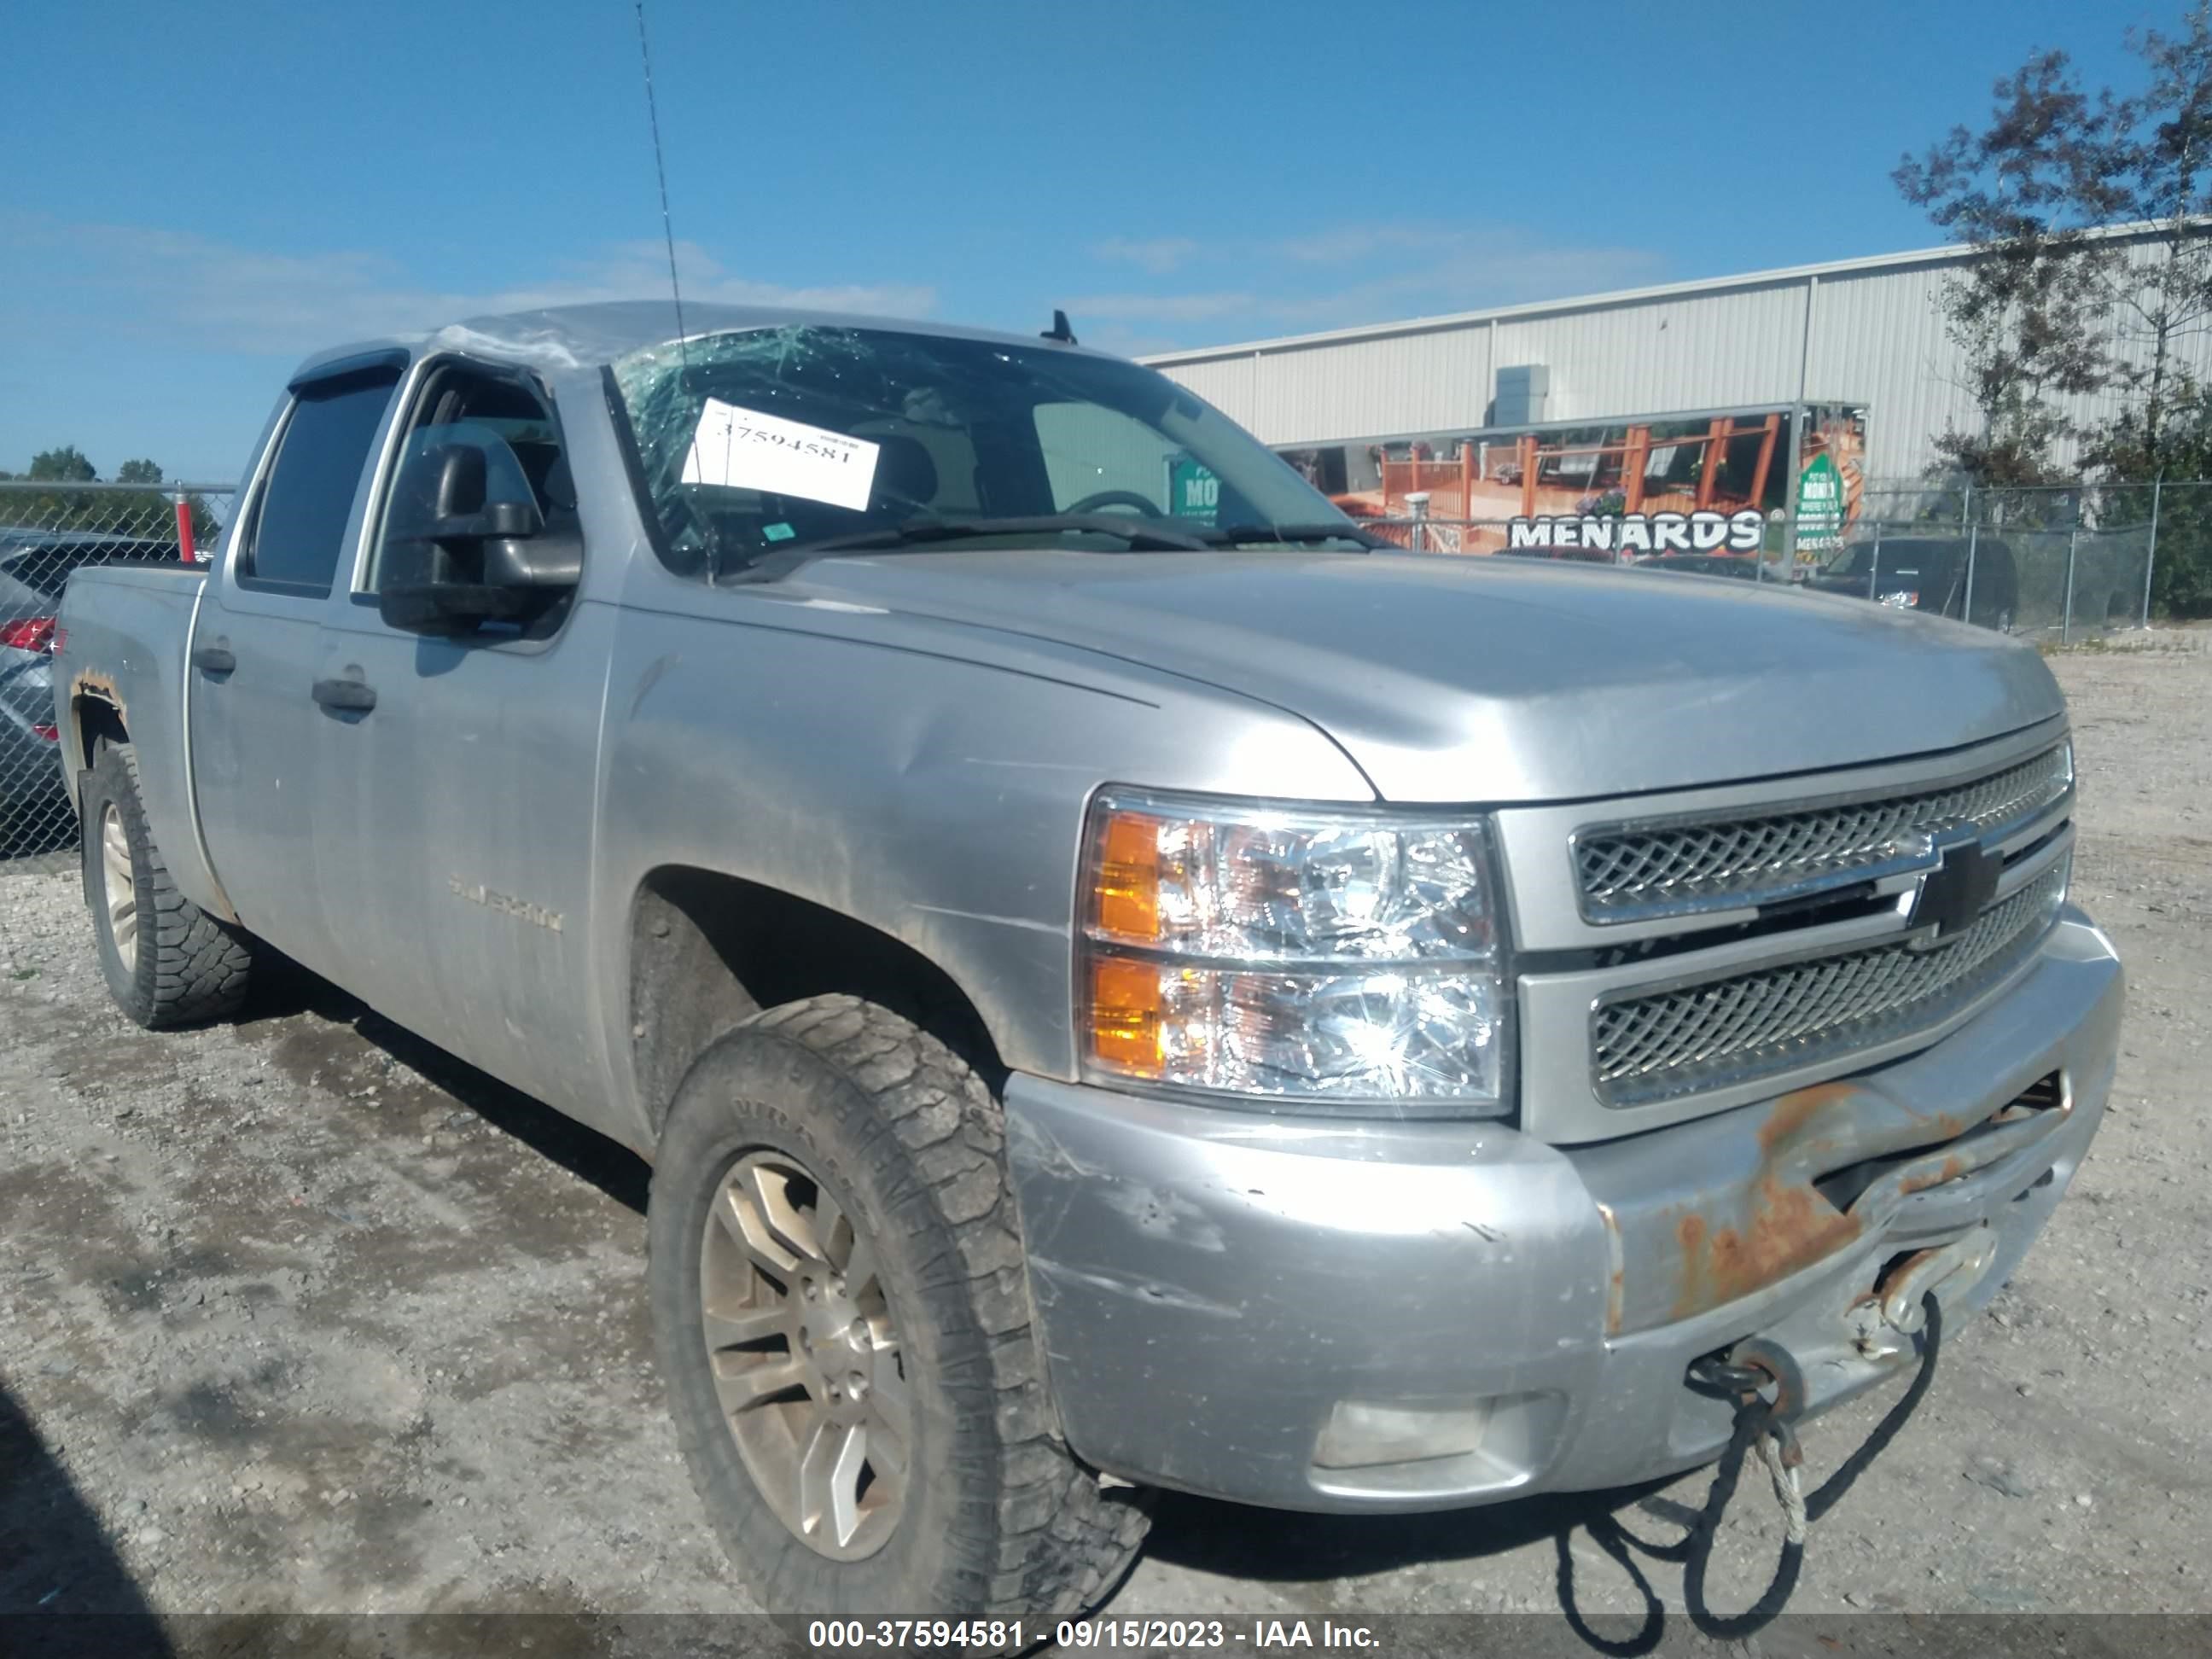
[1190,521,1388,550]
[725,514,1212,583]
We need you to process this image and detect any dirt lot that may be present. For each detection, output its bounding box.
[3,645,2209,1637]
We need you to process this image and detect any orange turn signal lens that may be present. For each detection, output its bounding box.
[1092,809,1162,941]
[1087,954,1163,1074]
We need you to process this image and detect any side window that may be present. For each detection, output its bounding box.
[368,365,569,592]
[1032,401,1173,514]
[241,367,401,595]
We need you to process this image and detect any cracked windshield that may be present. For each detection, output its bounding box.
[612,325,1364,572]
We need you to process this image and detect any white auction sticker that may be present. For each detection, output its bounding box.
[679,398,880,511]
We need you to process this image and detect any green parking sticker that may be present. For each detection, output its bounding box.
[1168,456,1221,526]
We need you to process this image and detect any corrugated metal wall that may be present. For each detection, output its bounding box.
[1144,232,2212,482]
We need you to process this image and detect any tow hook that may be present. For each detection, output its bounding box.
[1678,1294,1945,1637]
[1850,1225,1997,1355]
[1690,1337,1807,1467]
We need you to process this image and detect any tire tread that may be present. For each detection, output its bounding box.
[88,744,253,1027]
[659,993,1148,1624]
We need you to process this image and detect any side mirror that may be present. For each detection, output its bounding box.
[379,427,581,636]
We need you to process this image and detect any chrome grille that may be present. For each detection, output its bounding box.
[1592,856,2070,1106]
[1575,742,2072,923]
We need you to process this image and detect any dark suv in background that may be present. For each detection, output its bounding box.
[1805,537,2021,632]
[2,530,181,842]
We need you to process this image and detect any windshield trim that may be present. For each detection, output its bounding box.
[603,364,714,583]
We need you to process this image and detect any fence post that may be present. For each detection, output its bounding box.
[1406,491,1429,555]
[1867,519,1883,601]
[2061,510,2080,645]
[1961,483,1977,626]
[173,496,196,566]
[2141,472,2163,630]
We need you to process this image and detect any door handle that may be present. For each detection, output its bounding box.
[191,644,236,675]
[311,676,376,713]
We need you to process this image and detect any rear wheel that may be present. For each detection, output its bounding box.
[649,994,1150,1621]
[81,742,254,1027]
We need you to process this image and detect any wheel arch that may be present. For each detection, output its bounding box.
[67,686,130,796]
[626,865,1009,1139]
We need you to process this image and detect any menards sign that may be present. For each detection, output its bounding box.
[1505,508,1765,556]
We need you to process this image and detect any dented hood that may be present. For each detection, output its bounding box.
[785,548,2066,804]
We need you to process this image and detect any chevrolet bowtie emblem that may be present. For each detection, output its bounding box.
[1907,837,2000,945]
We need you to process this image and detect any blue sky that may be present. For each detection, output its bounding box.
[0,0,2176,482]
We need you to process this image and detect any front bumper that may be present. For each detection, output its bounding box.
[1004,908,2122,1512]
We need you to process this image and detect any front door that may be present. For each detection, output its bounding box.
[309,357,616,1130]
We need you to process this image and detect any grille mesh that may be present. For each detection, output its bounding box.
[1592,857,2069,1106]
[1576,744,2071,921]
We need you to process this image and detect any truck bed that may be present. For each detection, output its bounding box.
[55,563,230,918]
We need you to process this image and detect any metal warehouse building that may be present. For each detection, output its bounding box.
[1138,224,2212,488]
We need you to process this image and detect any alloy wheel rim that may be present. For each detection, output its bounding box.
[699,1150,911,1560]
[101,803,137,973]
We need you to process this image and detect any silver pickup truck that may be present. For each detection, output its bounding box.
[55,303,2120,1621]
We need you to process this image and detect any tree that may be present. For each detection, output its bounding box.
[1895,51,2131,486]
[28,445,97,482]
[1898,15,2212,613]
[0,445,220,547]
[2093,7,2212,474]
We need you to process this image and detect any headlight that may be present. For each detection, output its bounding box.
[1078,790,1511,1115]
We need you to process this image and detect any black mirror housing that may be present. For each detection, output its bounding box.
[378,425,580,635]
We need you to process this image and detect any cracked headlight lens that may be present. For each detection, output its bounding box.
[1080,790,1511,1115]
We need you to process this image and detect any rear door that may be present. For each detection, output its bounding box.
[190,358,404,975]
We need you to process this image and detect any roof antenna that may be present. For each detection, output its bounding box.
[633,0,690,372]
[1041,309,1078,345]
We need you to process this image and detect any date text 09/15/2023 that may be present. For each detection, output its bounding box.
[805,1618,1382,1650]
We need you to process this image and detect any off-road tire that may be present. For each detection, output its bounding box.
[82,742,254,1027]
[649,994,1150,1623]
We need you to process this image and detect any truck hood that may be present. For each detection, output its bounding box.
[784,549,2064,803]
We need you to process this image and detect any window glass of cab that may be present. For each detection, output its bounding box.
[242,367,402,595]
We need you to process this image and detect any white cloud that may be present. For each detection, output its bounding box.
[2,217,935,356]
[1272,224,1476,265]
[487,240,937,320]
[1069,220,1668,345]
[1091,236,1202,274]
[1062,288,1261,323]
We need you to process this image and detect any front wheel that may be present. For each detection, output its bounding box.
[649,995,1150,1620]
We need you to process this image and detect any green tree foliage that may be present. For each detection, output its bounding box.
[28,445,97,483]
[1895,52,2128,486]
[1,447,221,547]
[2089,9,2212,474]
[2096,394,2212,616]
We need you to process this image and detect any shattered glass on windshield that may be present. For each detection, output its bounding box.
[608,325,1353,577]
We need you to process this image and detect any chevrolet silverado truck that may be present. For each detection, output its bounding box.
[55,303,2120,1621]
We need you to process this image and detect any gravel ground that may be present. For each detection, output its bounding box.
[2,646,2208,1636]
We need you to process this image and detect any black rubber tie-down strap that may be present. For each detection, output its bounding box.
[1682,1289,1945,1639]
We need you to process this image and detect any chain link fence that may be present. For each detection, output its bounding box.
[1848,480,2170,642]
[1,481,232,862]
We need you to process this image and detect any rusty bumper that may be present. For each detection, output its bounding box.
[1003,908,2122,1513]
